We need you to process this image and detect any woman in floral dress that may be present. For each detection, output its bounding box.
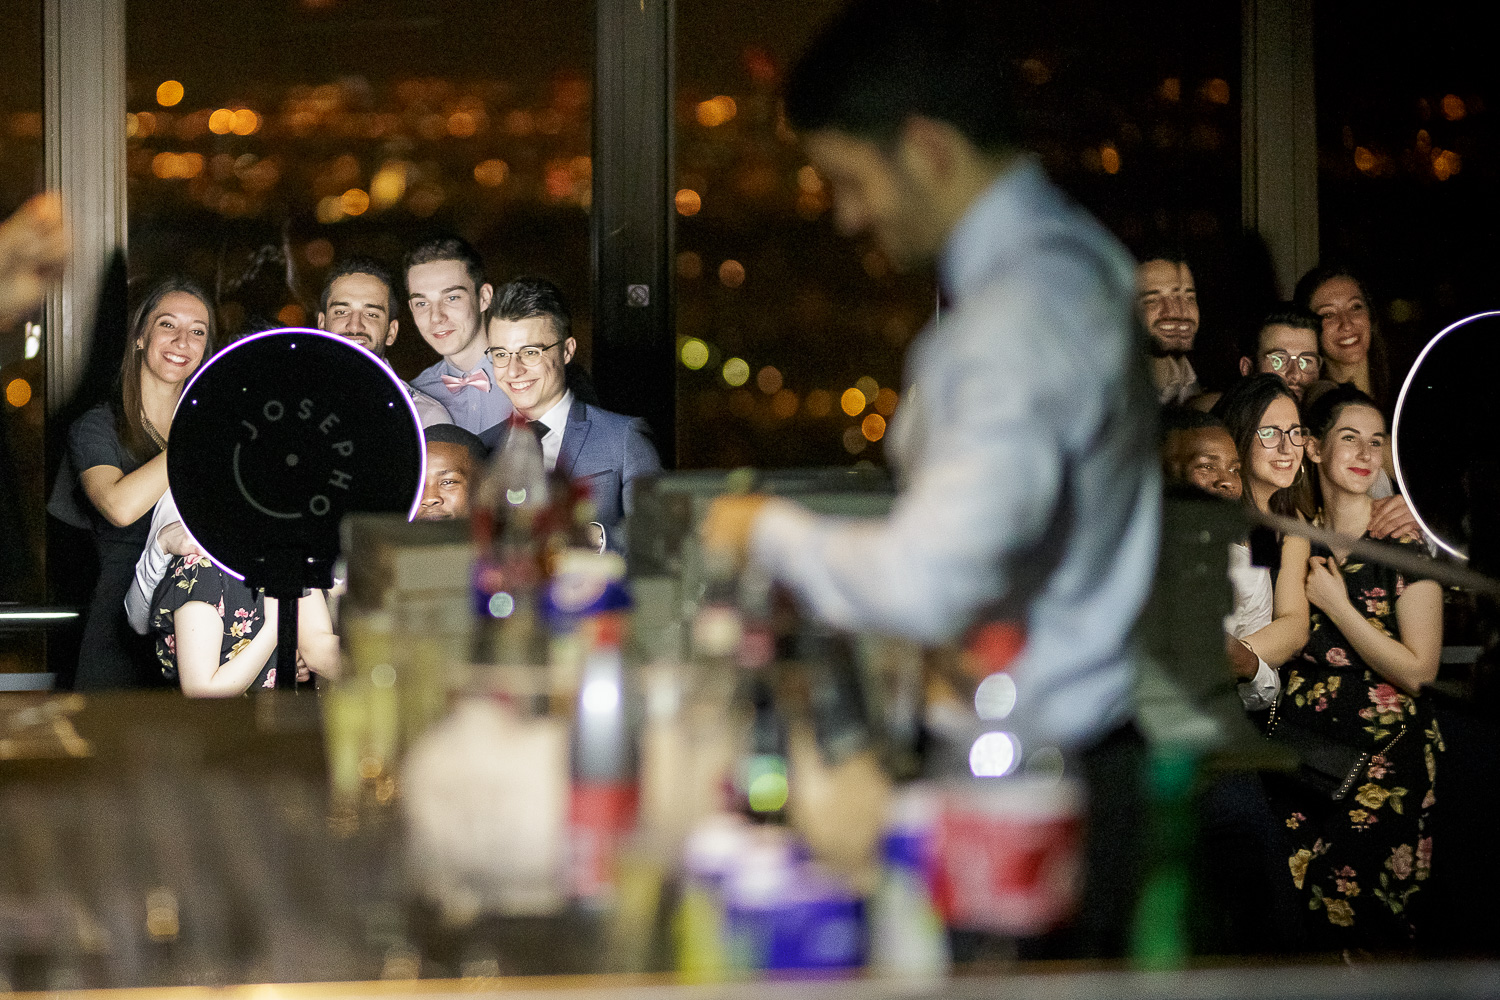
[1272,384,1443,948]
[150,553,339,696]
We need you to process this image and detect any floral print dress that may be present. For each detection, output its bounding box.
[1269,534,1441,948]
[149,554,279,690]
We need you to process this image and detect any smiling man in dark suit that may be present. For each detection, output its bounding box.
[485,277,660,550]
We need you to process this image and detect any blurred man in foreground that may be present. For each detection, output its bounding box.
[702,0,1160,957]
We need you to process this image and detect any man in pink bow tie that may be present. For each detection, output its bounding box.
[405,235,515,446]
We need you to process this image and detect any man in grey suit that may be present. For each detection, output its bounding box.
[485,277,660,550]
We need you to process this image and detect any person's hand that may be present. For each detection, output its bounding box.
[0,192,66,328]
[1305,556,1349,614]
[700,494,773,567]
[1225,632,1259,679]
[1369,494,1422,542]
[159,520,206,558]
[295,652,311,683]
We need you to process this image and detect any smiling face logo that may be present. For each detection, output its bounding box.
[234,396,357,519]
[168,329,424,591]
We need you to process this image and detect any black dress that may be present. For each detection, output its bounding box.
[149,554,279,690]
[57,403,160,690]
[1267,534,1442,949]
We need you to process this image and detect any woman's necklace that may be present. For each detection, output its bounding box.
[142,410,168,451]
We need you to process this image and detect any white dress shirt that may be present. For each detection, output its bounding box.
[530,390,573,472]
[750,159,1161,755]
[124,489,184,634]
[1225,541,1279,711]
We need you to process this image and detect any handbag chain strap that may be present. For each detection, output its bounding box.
[1265,684,1409,760]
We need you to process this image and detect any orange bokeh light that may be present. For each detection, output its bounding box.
[840,388,866,416]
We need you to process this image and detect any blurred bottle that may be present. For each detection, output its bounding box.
[868,787,950,978]
[569,609,639,908]
[472,415,551,691]
[672,813,751,979]
[1128,745,1198,970]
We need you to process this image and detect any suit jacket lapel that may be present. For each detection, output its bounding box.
[557,397,590,478]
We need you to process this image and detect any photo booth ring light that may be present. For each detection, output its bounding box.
[1391,310,1500,561]
[167,328,425,593]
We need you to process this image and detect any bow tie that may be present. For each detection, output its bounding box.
[440,370,491,394]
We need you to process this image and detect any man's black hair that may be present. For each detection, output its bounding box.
[319,255,397,318]
[1135,245,1192,270]
[783,0,1017,153]
[402,235,488,296]
[488,276,571,342]
[1161,407,1226,434]
[423,423,488,466]
[1239,302,1320,359]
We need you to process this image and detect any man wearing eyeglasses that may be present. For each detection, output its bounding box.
[1238,305,1321,401]
[484,277,660,551]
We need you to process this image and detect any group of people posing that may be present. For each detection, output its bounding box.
[1145,256,1444,950]
[50,235,660,697]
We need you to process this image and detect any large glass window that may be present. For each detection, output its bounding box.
[1315,2,1497,385]
[674,0,1242,469]
[125,0,592,381]
[0,0,45,675]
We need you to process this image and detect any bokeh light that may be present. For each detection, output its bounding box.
[840,387,866,416]
[771,389,799,419]
[675,188,702,216]
[804,389,833,418]
[208,109,235,134]
[969,731,1019,777]
[696,95,738,127]
[855,375,879,403]
[756,365,783,394]
[1100,143,1121,175]
[340,188,371,216]
[718,259,746,288]
[842,426,867,454]
[474,158,509,187]
[1202,78,1231,104]
[722,357,750,386]
[232,109,259,135]
[861,413,886,442]
[1442,94,1467,121]
[5,378,32,408]
[676,251,703,279]
[304,238,335,268]
[874,387,899,416]
[156,80,184,107]
[277,303,306,326]
[372,162,409,206]
[681,338,710,370]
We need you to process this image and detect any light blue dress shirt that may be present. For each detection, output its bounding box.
[410,353,514,441]
[751,159,1161,754]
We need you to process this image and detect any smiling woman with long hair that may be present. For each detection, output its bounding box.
[61,276,215,690]
[1268,383,1442,949]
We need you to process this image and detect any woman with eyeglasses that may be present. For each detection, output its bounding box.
[1267,382,1442,949]
[1213,374,1314,712]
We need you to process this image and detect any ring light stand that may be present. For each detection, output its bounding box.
[168,329,424,689]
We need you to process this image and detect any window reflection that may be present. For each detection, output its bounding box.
[674,0,1241,469]
[125,0,592,380]
[0,0,45,651]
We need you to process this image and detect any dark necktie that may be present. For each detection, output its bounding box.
[529,420,548,445]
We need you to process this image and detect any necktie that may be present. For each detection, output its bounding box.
[440,370,491,394]
[529,420,549,445]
